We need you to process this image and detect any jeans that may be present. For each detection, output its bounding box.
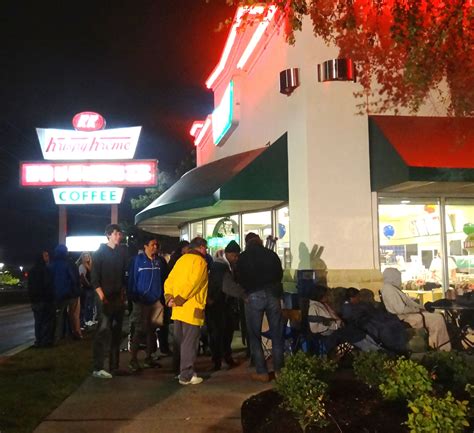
[32,302,55,346]
[93,294,125,371]
[245,289,284,374]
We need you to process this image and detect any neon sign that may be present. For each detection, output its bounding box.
[36,126,142,160]
[20,160,157,187]
[72,112,106,131]
[52,187,124,205]
[212,81,239,146]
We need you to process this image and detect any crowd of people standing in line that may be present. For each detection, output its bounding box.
[28,223,457,386]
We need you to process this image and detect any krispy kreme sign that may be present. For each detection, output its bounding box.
[36,126,142,160]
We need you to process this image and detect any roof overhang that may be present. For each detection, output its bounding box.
[135,134,288,235]
[369,116,474,194]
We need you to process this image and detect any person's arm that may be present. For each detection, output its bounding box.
[382,287,421,314]
[127,257,137,301]
[222,271,246,299]
[91,252,105,302]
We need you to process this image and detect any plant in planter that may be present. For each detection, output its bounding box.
[352,350,391,388]
[379,357,432,401]
[406,392,470,433]
[275,351,336,430]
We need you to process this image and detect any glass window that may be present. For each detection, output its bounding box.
[180,224,189,241]
[445,199,474,293]
[205,215,239,256]
[378,198,443,294]
[242,210,272,246]
[190,221,203,239]
[276,206,290,268]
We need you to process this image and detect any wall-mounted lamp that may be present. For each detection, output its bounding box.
[279,68,300,96]
[317,59,356,82]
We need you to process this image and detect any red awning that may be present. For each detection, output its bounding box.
[371,116,474,169]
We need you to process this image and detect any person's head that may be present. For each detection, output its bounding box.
[346,287,360,304]
[224,240,241,266]
[245,232,262,248]
[105,224,122,246]
[359,288,376,304]
[383,267,402,288]
[177,240,190,255]
[143,236,158,259]
[189,236,208,256]
[42,250,50,265]
[309,284,329,302]
[79,252,92,266]
[54,244,68,259]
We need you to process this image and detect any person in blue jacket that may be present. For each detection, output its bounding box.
[128,236,165,372]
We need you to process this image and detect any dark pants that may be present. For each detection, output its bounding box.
[157,305,171,354]
[130,301,161,358]
[80,289,95,325]
[93,295,125,372]
[174,320,201,381]
[207,304,235,365]
[54,300,69,342]
[32,302,55,346]
[245,289,284,374]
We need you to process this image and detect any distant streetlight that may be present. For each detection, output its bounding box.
[19,266,23,272]
[0,263,4,271]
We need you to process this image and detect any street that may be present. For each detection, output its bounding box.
[0,304,34,355]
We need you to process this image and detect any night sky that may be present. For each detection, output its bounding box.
[0,0,235,265]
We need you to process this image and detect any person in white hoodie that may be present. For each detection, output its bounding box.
[380,268,451,351]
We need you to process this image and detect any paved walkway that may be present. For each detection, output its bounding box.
[33,349,272,433]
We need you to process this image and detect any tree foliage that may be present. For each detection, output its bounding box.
[224,0,474,116]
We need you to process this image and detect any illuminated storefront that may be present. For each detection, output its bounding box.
[136,6,474,290]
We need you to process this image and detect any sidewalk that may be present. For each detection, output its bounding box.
[33,348,272,433]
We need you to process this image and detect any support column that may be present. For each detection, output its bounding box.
[111,204,118,224]
[58,206,67,245]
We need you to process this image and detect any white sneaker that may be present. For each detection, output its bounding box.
[92,369,112,379]
[179,374,203,385]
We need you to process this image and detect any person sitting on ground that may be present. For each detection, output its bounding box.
[341,287,408,354]
[308,285,380,354]
[380,267,451,351]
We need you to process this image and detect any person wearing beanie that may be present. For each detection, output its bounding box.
[236,233,284,382]
[206,240,243,371]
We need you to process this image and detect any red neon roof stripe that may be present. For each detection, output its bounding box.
[372,116,474,169]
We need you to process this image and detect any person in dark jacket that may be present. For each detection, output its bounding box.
[127,236,165,372]
[236,232,284,382]
[206,240,241,371]
[50,244,81,342]
[28,251,55,347]
[91,224,128,379]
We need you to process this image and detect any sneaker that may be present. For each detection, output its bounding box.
[92,370,112,379]
[128,359,141,372]
[179,375,203,385]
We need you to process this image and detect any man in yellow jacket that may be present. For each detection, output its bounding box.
[164,237,209,385]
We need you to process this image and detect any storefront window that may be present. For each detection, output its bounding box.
[190,221,203,239]
[242,211,272,246]
[445,200,474,294]
[205,215,239,256]
[378,198,443,298]
[276,206,290,268]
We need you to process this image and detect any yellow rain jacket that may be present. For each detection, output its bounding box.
[164,251,208,326]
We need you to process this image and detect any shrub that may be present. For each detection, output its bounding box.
[0,271,20,285]
[421,351,473,390]
[379,357,432,401]
[352,350,391,388]
[406,392,469,433]
[275,352,336,429]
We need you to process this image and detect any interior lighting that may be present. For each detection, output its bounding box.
[236,6,277,70]
[206,5,268,89]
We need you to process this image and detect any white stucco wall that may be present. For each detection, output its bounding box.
[196,14,447,274]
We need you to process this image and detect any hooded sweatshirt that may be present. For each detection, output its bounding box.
[380,268,422,315]
[91,243,128,300]
[50,244,80,302]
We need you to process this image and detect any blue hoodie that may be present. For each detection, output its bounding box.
[50,244,80,302]
[128,252,163,305]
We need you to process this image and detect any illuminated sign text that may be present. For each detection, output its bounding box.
[211,80,239,146]
[72,112,106,131]
[21,160,157,187]
[52,188,124,205]
[36,126,142,160]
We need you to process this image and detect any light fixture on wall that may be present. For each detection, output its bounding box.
[279,68,300,96]
[317,59,356,82]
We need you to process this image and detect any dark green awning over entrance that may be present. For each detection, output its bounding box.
[369,116,474,194]
[135,134,288,235]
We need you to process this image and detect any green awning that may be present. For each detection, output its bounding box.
[135,133,288,235]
